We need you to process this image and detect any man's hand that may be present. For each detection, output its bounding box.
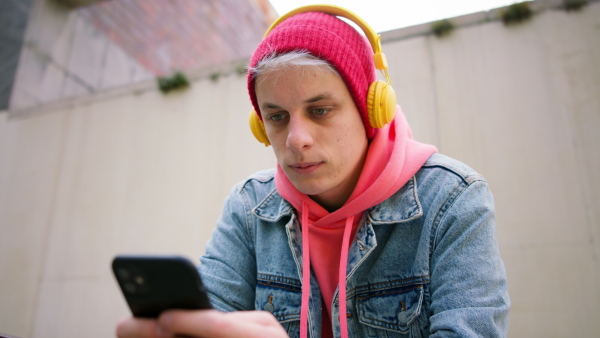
[116,310,288,338]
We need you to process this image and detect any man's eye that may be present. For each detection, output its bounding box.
[312,108,330,116]
[268,113,285,122]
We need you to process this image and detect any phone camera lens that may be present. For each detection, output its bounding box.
[117,268,130,280]
[124,282,137,294]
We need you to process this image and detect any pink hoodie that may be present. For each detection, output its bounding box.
[275,106,437,337]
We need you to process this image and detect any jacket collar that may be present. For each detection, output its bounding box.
[252,188,294,222]
[252,176,422,224]
[368,176,423,224]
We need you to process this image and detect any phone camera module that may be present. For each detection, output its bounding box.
[125,273,150,294]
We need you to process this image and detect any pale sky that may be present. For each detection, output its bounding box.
[268,0,522,33]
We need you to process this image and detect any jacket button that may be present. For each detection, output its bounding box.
[398,301,408,322]
[357,241,366,251]
[398,310,408,322]
[264,295,274,313]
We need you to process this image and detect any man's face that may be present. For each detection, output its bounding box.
[255,66,368,211]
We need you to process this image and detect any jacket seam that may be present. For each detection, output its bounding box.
[257,281,302,292]
[421,163,484,186]
[257,273,302,287]
[356,284,424,300]
[353,276,430,294]
[238,184,256,247]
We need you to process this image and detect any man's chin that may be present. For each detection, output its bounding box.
[288,178,324,197]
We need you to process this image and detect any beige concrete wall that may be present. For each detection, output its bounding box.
[1,1,599,337]
[385,3,600,336]
[0,74,276,337]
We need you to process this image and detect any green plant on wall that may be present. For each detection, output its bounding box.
[502,2,533,25]
[564,0,588,11]
[209,71,222,82]
[431,19,454,38]
[157,71,190,93]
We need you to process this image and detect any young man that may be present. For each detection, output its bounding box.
[117,6,509,338]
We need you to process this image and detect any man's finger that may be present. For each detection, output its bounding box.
[116,317,161,338]
[159,310,287,338]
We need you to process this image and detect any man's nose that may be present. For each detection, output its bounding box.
[286,114,313,152]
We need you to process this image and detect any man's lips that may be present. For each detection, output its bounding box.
[289,162,323,174]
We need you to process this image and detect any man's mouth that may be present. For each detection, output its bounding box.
[289,162,322,174]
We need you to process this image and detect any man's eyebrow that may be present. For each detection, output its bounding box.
[261,93,335,110]
[261,102,281,110]
[305,93,334,103]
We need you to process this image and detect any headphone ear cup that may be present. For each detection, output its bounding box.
[366,80,397,129]
[248,110,271,146]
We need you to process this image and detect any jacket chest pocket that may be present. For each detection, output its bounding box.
[256,274,302,337]
[356,284,425,337]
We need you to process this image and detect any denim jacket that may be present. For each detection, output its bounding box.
[199,153,510,337]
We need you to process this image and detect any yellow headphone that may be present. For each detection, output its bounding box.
[248,4,396,146]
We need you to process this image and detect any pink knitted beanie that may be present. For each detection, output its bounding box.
[247,11,378,139]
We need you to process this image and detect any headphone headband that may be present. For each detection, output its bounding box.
[265,5,389,73]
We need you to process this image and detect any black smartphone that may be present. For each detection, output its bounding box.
[112,255,212,318]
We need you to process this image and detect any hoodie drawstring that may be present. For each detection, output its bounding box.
[338,215,354,338]
[300,200,354,338]
[300,202,311,338]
